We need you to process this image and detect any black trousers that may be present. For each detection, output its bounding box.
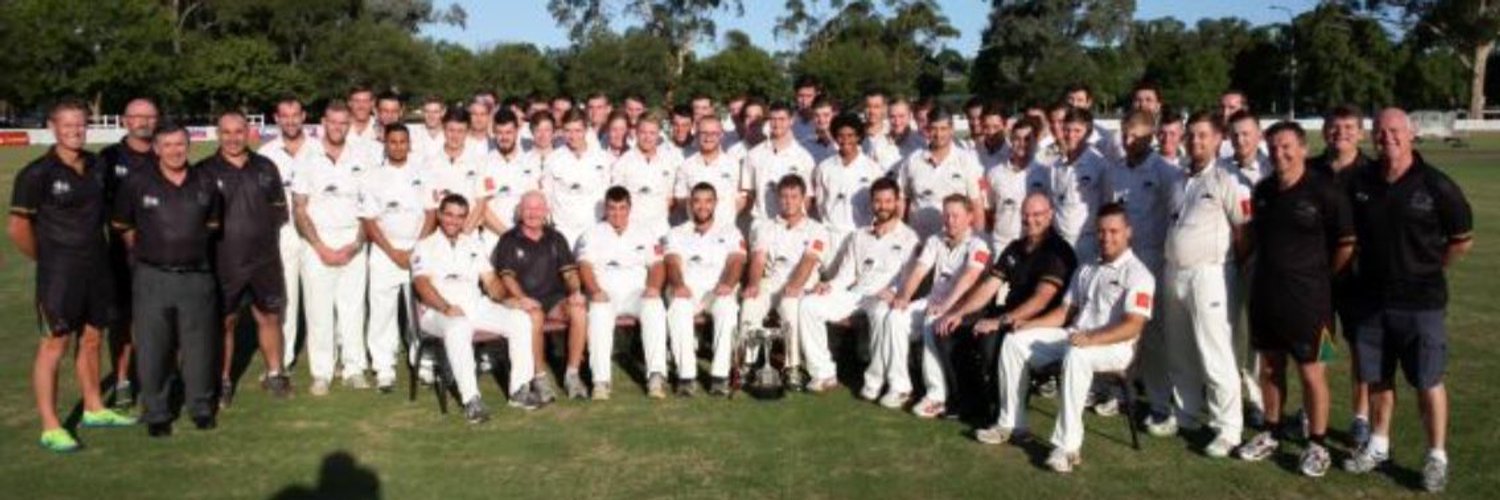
[931,327,1006,421]
[133,264,218,424]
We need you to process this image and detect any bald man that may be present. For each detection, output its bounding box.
[100,97,160,408]
[492,191,589,402]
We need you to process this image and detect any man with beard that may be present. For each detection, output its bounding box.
[259,97,320,373]
[663,183,747,396]
[100,97,158,409]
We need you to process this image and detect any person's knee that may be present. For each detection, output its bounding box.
[38,336,70,356]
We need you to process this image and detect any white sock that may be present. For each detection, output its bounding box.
[1353,414,1368,422]
[1428,449,1448,463]
[1369,435,1390,455]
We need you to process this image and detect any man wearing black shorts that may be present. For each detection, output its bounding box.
[100,97,159,409]
[113,123,224,436]
[1342,109,1473,493]
[199,111,292,403]
[10,99,139,453]
[494,191,588,402]
[1233,122,1354,478]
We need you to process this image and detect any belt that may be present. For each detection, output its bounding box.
[140,261,212,274]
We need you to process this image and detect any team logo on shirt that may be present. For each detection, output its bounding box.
[411,177,423,187]
[51,180,71,195]
[142,195,160,208]
[606,260,621,268]
[639,186,652,194]
[115,165,129,177]
[385,200,400,210]
[516,248,526,259]
[351,164,363,173]
[689,255,704,263]
[1410,191,1434,212]
[949,172,962,181]
[1079,175,1093,186]
[323,183,338,193]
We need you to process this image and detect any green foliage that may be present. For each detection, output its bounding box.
[789,0,957,107]
[176,35,313,114]
[678,31,786,105]
[0,0,176,112]
[555,29,675,105]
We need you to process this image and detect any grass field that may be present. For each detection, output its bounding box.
[0,137,1495,499]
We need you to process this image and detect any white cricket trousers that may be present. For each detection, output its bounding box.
[878,299,930,397]
[587,278,668,384]
[996,327,1134,453]
[739,275,803,370]
[279,224,303,370]
[666,288,739,379]
[796,291,887,382]
[301,227,368,381]
[366,248,412,382]
[419,302,535,402]
[1164,263,1243,438]
[1226,263,1263,411]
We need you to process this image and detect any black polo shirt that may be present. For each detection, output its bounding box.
[1347,154,1473,309]
[100,139,157,201]
[112,165,222,269]
[197,151,286,271]
[1250,169,1354,295]
[985,229,1078,314]
[492,226,577,301]
[9,148,111,265]
[1310,150,1374,189]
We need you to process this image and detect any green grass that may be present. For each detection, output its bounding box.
[0,139,1495,499]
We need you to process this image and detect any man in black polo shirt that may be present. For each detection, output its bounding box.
[10,99,139,453]
[100,97,159,409]
[1341,109,1473,493]
[494,191,588,402]
[937,192,1078,424]
[113,124,223,437]
[198,111,292,404]
[1233,122,1354,478]
[1309,104,1378,445]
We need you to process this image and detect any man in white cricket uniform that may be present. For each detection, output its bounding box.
[971,105,1010,172]
[674,116,744,233]
[1225,109,1270,417]
[886,195,992,417]
[664,183,747,395]
[1064,84,1125,163]
[347,86,381,143]
[799,178,918,401]
[258,98,319,370]
[985,116,1048,249]
[359,125,436,391]
[413,195,540,422]
[740,175,831,390]
[900,109,985,240]
[291,101,374,394]
[1157,112,1251,457]
[407,96,448,160]
[812,114,885,252]
[981,205,1155,474]
[425,108,488,233]
[578,187,669,400]
[742,103,817,225]
[543,110,613,246]
[479,109,543,236]
[1045,108,1110,264]
[612,111,682,239]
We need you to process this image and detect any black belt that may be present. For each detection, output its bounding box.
[139,262,212,274]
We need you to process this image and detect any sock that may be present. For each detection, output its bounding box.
[1428,448,1448,463]
[1353,414,1369,422]
[565,368,579,376]
[1309,434,1327,447]
[1369,435,1390,455]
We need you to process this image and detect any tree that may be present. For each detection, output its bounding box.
[303,19,436,99]
[176,34,312,113]
[476,44,559,99]
[1357,0,1500,116]
[789,0,957,106]
[970,0,1135,108]
[555,28,675,105]
[0,0,176,113]
[548,0,744,103]
[1292,4,1398,113]
[678,30,786,104]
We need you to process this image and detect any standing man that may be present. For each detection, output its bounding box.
[812,113,885,251]
[792,76,821,142]
[984,116,1047,250]
[801,178,919,403]
[348,85,380,143]
[292,101,373,396]
[543,110,613,246]
[584,92,613,150]
[426,108,487,233]
[480,110,544,236]
[802,97,838,164]
[1157,112,1250,457]
[493,192,590,401]
[1131,82,1164,118]
[1233,122,1354,478]
[11,100,138,452]
[742,102,817,224]
[360,124,437,393]
[674,116,744,232]
[1342,109,1472,493]
[666,104,698,158]
[375,92,404,131]
[259,97,319,374]
[1226,109,1270,425]
[971,103,1010,172]
[1157,111,1186,168]
[409,95,449,160]
[578,188,668,400]
[1045,108,1110,264]
[100,97,159,409]
[113,124,223,436]
[740,175,832,391]
[663,183,747,396]
[1063,84,1122,162]
[199,111,293,404]
[899,108,986,240]
[611,111,682,239]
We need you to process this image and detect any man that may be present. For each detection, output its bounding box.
[743,102,817,224]
[862,91,891,163]
[409,96,448,159]
[480,109,544,236]
[690,94,715,124]
[1156,111,1250,457]
[359,124,437,393]
[960,97,987,151]
[938,193,1078,419]
[414,195,542,422]
[584,92,612,150]
[674,116,744,232]
[292,101,374,395]
[1310,104,1377,445]
[542,110,613,245]
[663,183,746,396]
[899,107,986,240]
[802,97,838,164]
[1131,82,1164,117]
[1157,111,1186,168]
[1063,84,1123,162]
[666,104,697,157]
[971,103,1010,173]
[1217,91,1263,159]
[881,98,928,170]
[801,178,918,403]
[982,204,1154,474]
[10,100,138,452]
[1225,108,1270,425]
[731,98,767,152]
[467,100,495,152]
[1036,102,1070,167]
[812,113,885,251]
[984,116,1047,249]
[886,195,992,417]
[259,97,320,373]
[601,111,633,159]
[1342,109,1472,493]
[198,111,293,404]
[100,97,159,409]
[622,94,647,127]
[792,76,821,141]
[578,188,669,399]
[114,124,223,436]
[348,85,380,143]
[740,175,832,391]
[376,92,404,130]
[426,108,487,233]
[1044,108,1110,263]
[1233,122,1354,478]
[611,111,682,239]
[493,192,589,401]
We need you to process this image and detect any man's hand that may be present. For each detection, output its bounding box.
[936,314,963,336]
[782,285,803,299]
[518,296,543,312]
[567,292,587,307]
[812,283,831,295]
[392,249,412,270]
[926,303,948,318]
[444,304,466,317]
[1068,328,1092,347]
[314,244,340,266]
[590,290,611,303]
[891,297,910,311]
[973,318,1002,335]
[878,289,896,305]
[713,283,735,297]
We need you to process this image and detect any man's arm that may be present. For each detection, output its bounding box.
[579,262,605,300]
[7,216,35,260]
[782,252,820,296]
[480,270,510,303]
[1017,303,1071,330]
[413,275,461,316]
[717,252,747,294]
[1005,281,1062,324]
[1074,313,1148,347]
[945,275,1001,319]
[420,209,438,238]
[292,194,326,251]
[361,218,402,262]
[644,260,666,297]
[930,264,986,316]
[743,251,767,292]
[481,204,508,235]
[665,255,690,296]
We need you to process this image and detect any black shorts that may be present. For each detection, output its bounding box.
[219,261,287,314]
[538,292,567,315]
[1249,286,1334,364]
[36,262,115,336]
[1353,308,1447,390]
[108,238,132,321]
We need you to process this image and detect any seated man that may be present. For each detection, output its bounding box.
[979,203,1155,474]
[798,177,919,401]
[741,175,831,390]
[492,191,589,401]
[664,183,747,396]
[413,195,541,423]
[578,187,668,400]
[936,193,1078,419]
[885,195,992,417]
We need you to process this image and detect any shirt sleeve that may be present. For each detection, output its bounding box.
[1063,271,1084,308]
[726,227,747,256]
[1431,172,1474,242]
[205,179,224,230]
[575,229,597,264]
[1224,173,1252,226]
[964,158,986,203]
[553,232,578,272]
[1122,265,1157,320]
[264,163,289,226]
[1038,251,1072,289]
[491,236,516,277]
[672,162,690,199]
[290,160,315,196]
[356,178,381,219]
[111,174,138,231]
[915,235,939,268]
[966,238,993,269]
[8,165,44,219]
[1324,181,1356,247]
[411,241,437,279]
[750,222,770,254]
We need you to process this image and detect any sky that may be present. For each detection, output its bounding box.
[421,0,1322,55]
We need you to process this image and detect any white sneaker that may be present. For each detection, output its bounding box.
[1205,433,1241,458]
[1299,443,1331,478]
[309,378,330,396]
[859,385,881,402]
[807,377,839,393]
[1343,444,1390,474]
[974,425,1026,445]
[1092,397,1119,417]
[878,391,910,410]
[1145,414,1178,437]
[1046,448,1081,473]
[911,398,945,419]
[343,374,370,390]
[1236,431,1279,462]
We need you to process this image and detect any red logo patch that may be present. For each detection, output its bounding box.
[811,239,825,252]
[1134,292,1151,310]
[485,177,496,192]
[653,244,664,256]
[1240,198,1253,217]
[973,250,991,264]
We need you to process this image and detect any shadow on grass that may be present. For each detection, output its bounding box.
[271,451,382,500]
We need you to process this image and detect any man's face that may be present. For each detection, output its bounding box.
[349,91,374,119]
[927,119,953,149]
[671,115,694,142]
[636,121,661,151]
[377,99,403,126]
[563,120,588,151]
[1060,121,1089,154]
[532,121,555,149]
[696,120,722,153]
[795,86,818,111]
[1268,130,1305,176]
[1009,127,1036,163]
[322,110,351,145]
[980,115,1006,146]
[123,100,158,140]
[890,103,912,132]
[468,103,492,132]
[49,109,88,151]
[778,186,806,219]
[865,96,888,123]
[869,188,898,223]
[551,99,572,120]
[1066,91,1091,110]
[1124,121,1154,157]
[276,102,305,139]
[1097,214,1131,261]
[942,201,972,239]
[1231,119,1261,158]
[442,120,467,149]
[690,190,716,223]
[493,123,518,152]
[218,115,249,157]
[1158,122,1183,155]
[834,125,860,156]
[1021,195,1052,239]
[691,98,713,121]
[1220,94,1246,119]
[586,97,611,128]
[386,131,410,163]
[728,98,746,119]
[153,132,190,170]
[1132,90,1161,115]
[768,110,792,139]
[605,199,631,229]
[1324,117,1363,153]
[606,118,630,149]
[742,105,765,131]
[1374,111,1414,161]
[1048,109,1068,139]
[438,203,467,237]
[421,103,444,128]
[1186,121,1220,164]
[519,195,548,229]
[624,99,645,122]
[813,105,834,133]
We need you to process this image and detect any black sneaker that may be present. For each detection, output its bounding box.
[508,388,541,411]
[463,398,491,424]
[147,422,172,438]
[219,378,235,409]
[112,380,135,409]
[708,377,729,396]
[676,379,698,397]
[262,374,294,399]
[193,415,217,431]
